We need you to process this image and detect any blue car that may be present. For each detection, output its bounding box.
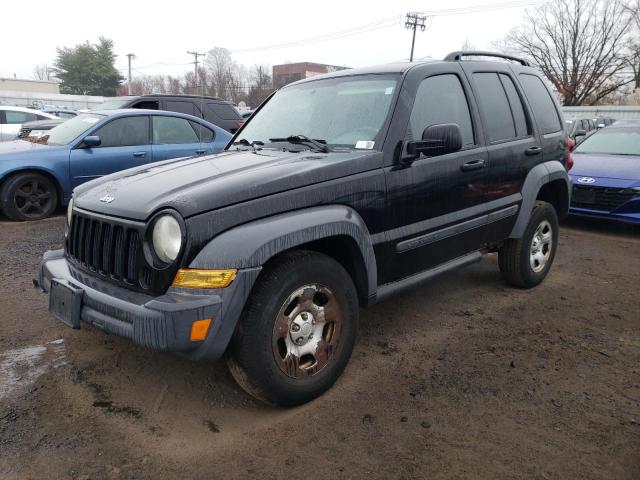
[569,121,640,224]
[0,109,231,221]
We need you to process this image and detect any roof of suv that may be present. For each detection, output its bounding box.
[290,51,534,86]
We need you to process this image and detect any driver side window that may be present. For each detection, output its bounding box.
[409,74,474,147]
[93,116,149,147]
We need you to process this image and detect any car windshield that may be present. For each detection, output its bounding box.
[94,98,132,110]
[34,114,104,146]
[575,127,640,156]
[236,74,400,150]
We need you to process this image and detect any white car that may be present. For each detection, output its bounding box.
[0,106,59,142]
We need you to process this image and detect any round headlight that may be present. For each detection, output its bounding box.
[152,215,182,263]
[67,198,74,225]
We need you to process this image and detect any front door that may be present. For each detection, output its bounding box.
[381,66,489,284]
[69,115,151,188]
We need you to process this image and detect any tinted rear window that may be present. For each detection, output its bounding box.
[208,103,241,120]
[473,73,516,142]
[518,74,562,135]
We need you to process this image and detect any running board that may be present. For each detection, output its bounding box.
[374,251,483,303]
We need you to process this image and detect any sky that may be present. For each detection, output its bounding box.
[0,0,543,81]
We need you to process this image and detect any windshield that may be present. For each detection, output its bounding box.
[38,114,104,146]
[94,98,132,110]
[236,74,399,150]
[575,127,640,156]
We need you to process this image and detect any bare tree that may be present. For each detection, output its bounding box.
[499,0,634,105]
[32,64,51,81]
[204,47,238,100]
[245,64,273,107]
[624,0,640,90]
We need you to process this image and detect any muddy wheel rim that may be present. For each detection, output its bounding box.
[530,220,552,273]
[13,179,53,218]
[271,284,342,378]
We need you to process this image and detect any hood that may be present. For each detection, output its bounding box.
[572,152,640,181]
[74,148,380,220]
[0,139,65,157]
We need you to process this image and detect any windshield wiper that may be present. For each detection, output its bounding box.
[269,135,331,153]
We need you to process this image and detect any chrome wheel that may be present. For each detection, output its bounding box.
[530,220,553,273]
[272,284,342,378]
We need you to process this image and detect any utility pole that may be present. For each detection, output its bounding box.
[187,51,206,95]
[126,53,136,95]
[404,13,427,62]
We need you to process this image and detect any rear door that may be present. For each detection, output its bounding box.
[151,115,212,161]
[69,115,151,187]
[461,64,541,242]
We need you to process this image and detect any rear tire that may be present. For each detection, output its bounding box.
[498,200,559,288]
[0,172,58,221]
[226,250,359,406]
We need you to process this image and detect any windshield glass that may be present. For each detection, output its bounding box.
[94,98,132,110]
[575,127,640,156]
[39,114,104,146]
[236,74,399,149]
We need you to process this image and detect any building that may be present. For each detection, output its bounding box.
[0,78,60,95]
[272,62,348,89]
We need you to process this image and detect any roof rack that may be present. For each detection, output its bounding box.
[444,51,530,67]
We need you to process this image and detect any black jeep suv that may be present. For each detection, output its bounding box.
[36,52,571,406]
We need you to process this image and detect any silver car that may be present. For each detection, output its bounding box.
[0,106,58,141]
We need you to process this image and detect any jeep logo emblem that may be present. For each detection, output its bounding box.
[577,177,595,184]
[99,195,115,203]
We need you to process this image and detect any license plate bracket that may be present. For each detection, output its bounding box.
[49,279,83,329]
[573,188,596,205]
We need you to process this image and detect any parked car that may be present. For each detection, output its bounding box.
[43,108,78,119]
[569,121,640,223]
[0,109,231,221]
[93,95,244,133]
[239,109,254,119]
[0,106,59,142]
[17,118,65,139]
[36,51,571,406]
[565,117,597,143]
[594,117,615,129]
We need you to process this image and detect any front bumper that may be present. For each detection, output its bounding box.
[35,249,260,361]
[569,206,640,224]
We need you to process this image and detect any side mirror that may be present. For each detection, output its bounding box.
[406,123,462,159]
[83,135,101,148]
[574,129,587,137]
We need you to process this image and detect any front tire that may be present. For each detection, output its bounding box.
[0,172,58,221]
[226,250,359,406]
[498,200,559,288]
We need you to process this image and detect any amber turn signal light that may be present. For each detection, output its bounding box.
[190,318,212,342]
[172,268,237,289]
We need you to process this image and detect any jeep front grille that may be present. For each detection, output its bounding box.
[67,211,142,284]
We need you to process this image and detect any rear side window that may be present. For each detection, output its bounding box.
[409,74,474,147]
[153,116,199,144]
[189,121,214,141]
[518,74,562,134]
[473,73,516,142]
[208,103,241,120]
[499,74,529,138]
[165,100,198,117]
[94,116,149,147]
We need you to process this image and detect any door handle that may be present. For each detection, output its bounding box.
[133,151,147,158]
[195,149,207,155]
[460,159,486,172]
[525,146,542,156]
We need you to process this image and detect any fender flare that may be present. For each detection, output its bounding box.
[189,205,378,299]
[509,160,570,238]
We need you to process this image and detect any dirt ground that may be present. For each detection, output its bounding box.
[0,214,638,480]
